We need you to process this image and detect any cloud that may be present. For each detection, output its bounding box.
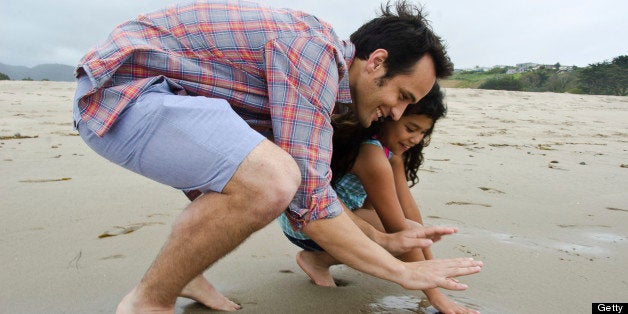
[1,0,626,68]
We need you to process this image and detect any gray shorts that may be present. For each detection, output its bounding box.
[74,77,265,193]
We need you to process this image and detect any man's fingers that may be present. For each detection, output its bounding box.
[444,258,483,277]
[448,264,483,278]
[438,277,469,291]
[437,258,483,290]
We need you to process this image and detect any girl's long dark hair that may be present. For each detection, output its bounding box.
[400,83,446,186]
[330,111,380,187]
[331,83,446,188]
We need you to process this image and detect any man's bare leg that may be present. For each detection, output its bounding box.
[116,140,301,313]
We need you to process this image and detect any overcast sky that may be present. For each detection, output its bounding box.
[1,0,626,69]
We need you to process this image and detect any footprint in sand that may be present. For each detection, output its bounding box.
[450,142,477,147]
[456,244,481,257]
[0,133,39,140]
[332,278,350,287]
[606,207,628,212]
[19,177,71,183]
[548,160,568,170]
[98,222,164,238]
[488,143,520,148]
[478,187,505,194]
[100,254,125,260]
[445,201,492,208]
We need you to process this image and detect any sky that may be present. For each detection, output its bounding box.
[1,0,626,69]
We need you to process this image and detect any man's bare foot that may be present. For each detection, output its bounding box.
[116,287,173,314]
[296,250,336,287]
[180,275,241,311]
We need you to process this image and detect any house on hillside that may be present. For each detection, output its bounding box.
[506,63,573,74]
[517,63,539,72]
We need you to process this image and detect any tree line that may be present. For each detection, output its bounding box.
[476,55,627,96]
[0,74,44,81]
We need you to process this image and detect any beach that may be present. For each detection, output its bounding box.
[1,80,626,313]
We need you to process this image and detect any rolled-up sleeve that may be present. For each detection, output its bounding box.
[264,36,345,230]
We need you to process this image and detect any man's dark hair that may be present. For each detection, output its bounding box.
[350,0,454,79]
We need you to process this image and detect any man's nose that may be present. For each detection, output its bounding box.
[390,104,408,121]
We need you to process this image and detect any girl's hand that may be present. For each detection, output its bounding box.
[421,225,458,243]
[404,220,458,243]
[381,225,458,255]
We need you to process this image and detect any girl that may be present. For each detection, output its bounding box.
[279,84,477,313]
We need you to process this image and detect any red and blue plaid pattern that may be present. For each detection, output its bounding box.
[76,0,355,229]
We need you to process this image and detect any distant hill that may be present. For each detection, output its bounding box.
[0,63,75,82]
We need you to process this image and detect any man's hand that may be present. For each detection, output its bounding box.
[380,225,458,256]
[398,258,483,291]
[303,211,482,293]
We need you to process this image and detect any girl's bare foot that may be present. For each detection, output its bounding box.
[427,289,480,314]
[180,275,241,311]
[296,250,336,287]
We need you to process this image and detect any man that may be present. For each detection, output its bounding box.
[73,0,482,312]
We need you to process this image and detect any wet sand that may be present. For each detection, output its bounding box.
[1,81,626,313]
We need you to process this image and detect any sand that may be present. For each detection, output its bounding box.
[1,80,626,313]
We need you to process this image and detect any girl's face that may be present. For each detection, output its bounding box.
[379,114,434,155]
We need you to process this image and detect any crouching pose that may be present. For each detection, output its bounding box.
[73,1,481,312]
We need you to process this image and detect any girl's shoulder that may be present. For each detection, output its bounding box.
[361,137,392,159]
[361,137,384,148]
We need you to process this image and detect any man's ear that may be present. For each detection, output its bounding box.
[367,49,388,73]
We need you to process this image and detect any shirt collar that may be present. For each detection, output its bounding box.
[336,40,354,105]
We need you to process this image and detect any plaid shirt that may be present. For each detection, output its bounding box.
[76,0,355,230]
[279,137,392,240]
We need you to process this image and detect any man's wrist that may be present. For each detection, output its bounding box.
[388,260,408,286]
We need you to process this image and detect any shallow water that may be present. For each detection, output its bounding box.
[367,295,437,313]
[366,295,487,314]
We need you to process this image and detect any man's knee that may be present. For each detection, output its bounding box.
[226,140,301,221]
[264,157,301,219]
[258,150,300,216]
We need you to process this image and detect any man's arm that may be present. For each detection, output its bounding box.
[302,211,482,291]
[264,36,343,228]
[263,36,482,290]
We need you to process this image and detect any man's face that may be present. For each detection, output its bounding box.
[351,53,436,127]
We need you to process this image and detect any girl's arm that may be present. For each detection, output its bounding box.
[355,145,475,313]
[389,155,434,260]
[390,155,424,224]
[352,144,408,233]
[390,153,474,312]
